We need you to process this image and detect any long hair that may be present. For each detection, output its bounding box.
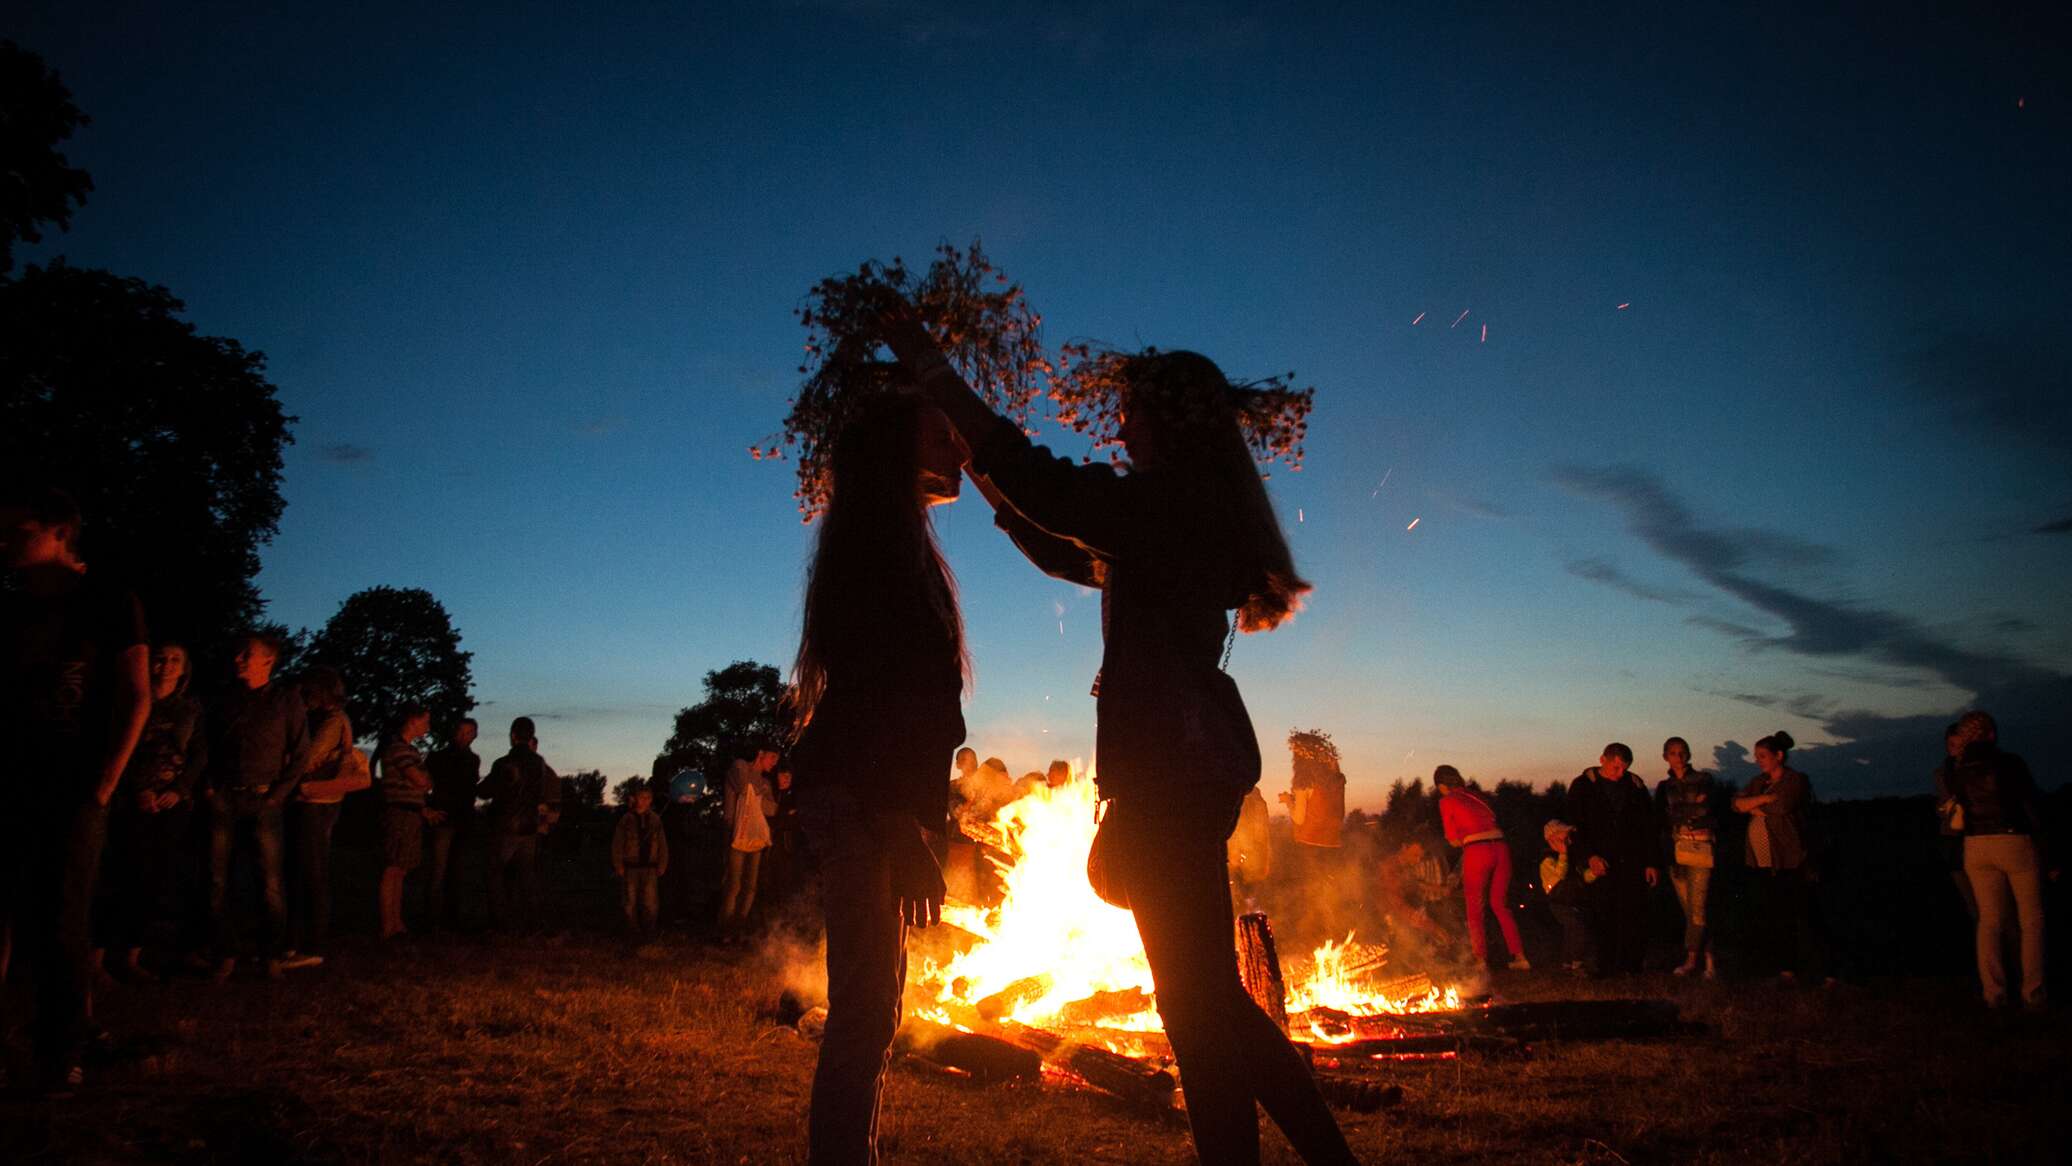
[1120,351,1311,632]
[792,395,968,732]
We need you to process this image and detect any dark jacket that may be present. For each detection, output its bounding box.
[483,746,558,835]
[205,681,311,798]
[121,690,207,801]
[1740,766,1813,870]
[1566,768,1659,875]
[426,744,481,818]
[1950,743,2044,841]
[969,419,1262,799]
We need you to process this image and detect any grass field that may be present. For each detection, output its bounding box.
[5,827,2068,1163]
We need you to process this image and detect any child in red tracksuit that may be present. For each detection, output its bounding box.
[1434,765,1529,970]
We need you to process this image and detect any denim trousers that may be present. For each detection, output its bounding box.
[2,784,107,1071]
[801,786,906,1165]
[209,791,287,958]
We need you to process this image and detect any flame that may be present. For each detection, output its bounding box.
[917,775,1461,1044]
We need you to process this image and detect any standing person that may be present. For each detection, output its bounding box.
[375,706,433,940]
[787,393,969,1165]
[424,717,481,930]
[612,781,668,943]
[102,643,206,982]
[891,324,1356,1166]
[717,743,779,940]
[1538,820,1592,972]
[1732,731,1832,986]
[287,666,366,965]
[0,483,150,1095]
[1655,737,1720,978]
[764,764,802,912]
[202,632,312,982]
[1433,766,1529,971]
[1947,711,2055,1010]
[483,717,558,932]
[1933,723,1979,924]
[1565,743,1659,977]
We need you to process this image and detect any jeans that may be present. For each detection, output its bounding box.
[622,869,661,939]
[1750,866,1829,979]
[1460,839,1524,961]
[106,801,192,949]
[1,785,107,1073]
[1107,794,1355,1166]
[1965,834,2047,1007]
[427,820,465,926]
[1669,861,1712,956]
[719,847,763,927]
[293,801,342,951]
[801,787,905,1165]
[1552,902,1592,967]
[209,791,287,959]
[487,831,540,930]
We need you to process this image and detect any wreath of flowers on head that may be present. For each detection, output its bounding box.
[1287,728,1340,764]
[756,240,1315,518]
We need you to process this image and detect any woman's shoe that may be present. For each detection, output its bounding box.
[1506,955,1531,971]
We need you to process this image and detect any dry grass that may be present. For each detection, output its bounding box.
[9,937,2066,1164]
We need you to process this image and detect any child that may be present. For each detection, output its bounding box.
[1539,820,1593,973]
[613,781,669,943]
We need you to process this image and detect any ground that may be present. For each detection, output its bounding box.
[6,927,2067,1164]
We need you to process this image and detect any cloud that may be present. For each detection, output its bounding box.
[1559,464,2072,796]
[1566,558,1688,604]
[317,443,373,464]
[1552,465,2054,695]
[1907,327,2072,459]
[2034,517,2072,535]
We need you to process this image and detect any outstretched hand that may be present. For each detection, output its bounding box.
[882,813,946,928]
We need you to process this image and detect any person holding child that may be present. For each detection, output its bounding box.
[613,781,669,943]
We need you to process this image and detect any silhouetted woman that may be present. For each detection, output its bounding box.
[887,323,1354,1166]
[1733,731,1831,985]
[788,394,968,1165]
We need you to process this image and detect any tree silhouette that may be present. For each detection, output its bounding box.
[610,776,647,807]
[562,770,607,813]
[653,660,786,809]
[0,261,294,644]
[0,41,93,272]
[304,586,474,743]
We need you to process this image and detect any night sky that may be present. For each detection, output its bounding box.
[13,2,2069,804]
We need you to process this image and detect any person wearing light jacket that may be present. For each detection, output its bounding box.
[1434,766,1529,971]
[717,743,779,940]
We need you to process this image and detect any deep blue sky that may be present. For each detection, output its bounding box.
[14,1,2069,803]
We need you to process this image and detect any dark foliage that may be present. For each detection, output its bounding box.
[562,769,607,813]
[652,660,786,813]
[303,586,475,745]
[0,261,294,644]
[0,40,93,271]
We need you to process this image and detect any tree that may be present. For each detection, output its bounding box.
[304,587,474,743]
[653,660,786,813]
[0,261,294,644]
[611,776,647,807]
[1,41,94,272]
[562,770,606,814]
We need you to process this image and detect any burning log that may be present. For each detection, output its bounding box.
[1055,987,1152,1027]
[975,974,1053,1022]
[1235,912,1289,1032]
[1309,1034,1529,1061]
[999,1022,1178,1113]
[894,1018,1041,1083]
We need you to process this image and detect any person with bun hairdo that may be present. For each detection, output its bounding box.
[1433,765,1529,971]
[1733,731,1832,985]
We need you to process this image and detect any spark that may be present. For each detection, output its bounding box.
[1371,467,1393,498]
[1617,302,1631,310]
[1450,309,1470,328]
[1402,749,1416,764]
[1480,323,1487,343]
[1406,517,1421,531]
[1298,507,1305,524]
[1410,311,1426,325]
